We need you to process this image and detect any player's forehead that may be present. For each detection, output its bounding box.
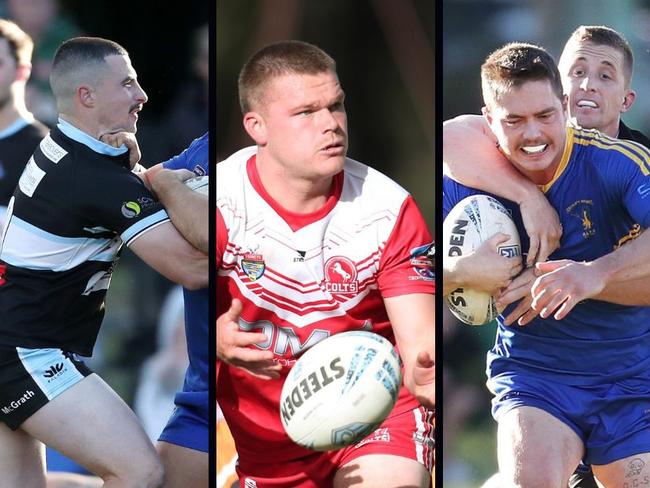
[560,41,625,71]
[103,54,138,80]
[491,79,562,116]
[262,71,344,107]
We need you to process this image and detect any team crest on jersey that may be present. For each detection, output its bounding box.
[241,251,265,281]
[409,242,435,281]
[324,256,358,294]
[567,199,595,238]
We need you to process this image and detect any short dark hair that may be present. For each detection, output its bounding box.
[0,19,33,66]
[50,37,129,111]
[238,40,337,113]
[481,42,563,108]
[563,25,633,85]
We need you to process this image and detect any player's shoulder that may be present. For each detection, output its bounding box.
[572,126,650,169]
[342,157,410,205]
[217,146,256,176]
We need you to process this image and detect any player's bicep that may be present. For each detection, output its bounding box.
[129,220,208,290]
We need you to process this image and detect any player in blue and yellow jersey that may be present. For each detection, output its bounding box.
[443,43,650,487]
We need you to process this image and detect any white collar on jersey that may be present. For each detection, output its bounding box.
[57,117,128,157]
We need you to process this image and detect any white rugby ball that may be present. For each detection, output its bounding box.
[184,175,208,195]
[443,194,521,325]
[280,331,402,451]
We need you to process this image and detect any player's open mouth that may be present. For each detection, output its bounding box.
[576,100,598,109]
[129,106,143,118]
[521,144,547,155]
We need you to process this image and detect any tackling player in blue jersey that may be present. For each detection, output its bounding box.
[148,133,208,488]
[443,43,650,487]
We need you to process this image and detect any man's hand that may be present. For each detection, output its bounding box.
[449,232,522,296]
[530,260,606,320]
[217,299,281,380]
[99,131,141,169]
[496,266,542,326]
[412,351,434,409]
[519,189,562,266]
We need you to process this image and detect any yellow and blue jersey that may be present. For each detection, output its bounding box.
[443,126,650,386]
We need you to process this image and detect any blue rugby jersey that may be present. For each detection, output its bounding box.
[162,132,208,392]
[443,126,650,386]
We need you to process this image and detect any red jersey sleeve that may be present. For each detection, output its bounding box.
[216,207,228,269]
[377,195,435,297]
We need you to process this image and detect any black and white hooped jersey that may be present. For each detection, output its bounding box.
[0,120,169,356]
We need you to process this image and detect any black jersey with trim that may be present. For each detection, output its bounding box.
[0,120,49,206]
[0,126,168,356]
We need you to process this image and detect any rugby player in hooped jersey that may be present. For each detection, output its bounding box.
[0,37,208,487]
[217,41,435,487]
[443,43,650,487]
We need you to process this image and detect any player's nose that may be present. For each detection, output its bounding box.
[579,76,594,91]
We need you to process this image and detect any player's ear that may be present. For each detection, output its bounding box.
[481,106,493,126]
[243,111,267,145]
[77,84,95,108]
[621,89,636,113]
[14,63,31,83]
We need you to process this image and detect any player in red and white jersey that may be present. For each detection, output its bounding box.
[216,40,435,487]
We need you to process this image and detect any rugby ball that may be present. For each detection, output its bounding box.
[443,194,521,325]
[184,175,208,195]
[280,331,402,451]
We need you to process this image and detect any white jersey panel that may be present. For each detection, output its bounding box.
[217,147,408,328]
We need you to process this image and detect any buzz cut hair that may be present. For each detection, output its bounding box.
[0,18,33,67]
[563,25,634,86]
[49,37,129,113]
[481,42,563,109]
[238,40,337,113]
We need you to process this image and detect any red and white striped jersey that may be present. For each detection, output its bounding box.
[217,146,434,464]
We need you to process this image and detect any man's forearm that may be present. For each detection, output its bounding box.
[443,114,540,204]
[153,175,208,253]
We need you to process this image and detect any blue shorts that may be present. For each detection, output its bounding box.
[158,390,208,452]
[488,370,650,465]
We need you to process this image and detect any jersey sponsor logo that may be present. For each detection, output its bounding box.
[324,256,358,294]
[410,242,435,280]
[239,318,330,356]
[1,389,34,414]
[18,157,46,197]
[498,245,520,258]
[241,251,265,281]
[638,183,650,198]
[121,201,141,218]
[567,199,596,238]
[43,362,67,382]
[40,134,68,163]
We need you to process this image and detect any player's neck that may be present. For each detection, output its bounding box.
[255,157,334,214]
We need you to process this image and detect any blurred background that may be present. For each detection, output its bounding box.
[216,0,434,231]
[442,1,650,487]
[0,0,207,476]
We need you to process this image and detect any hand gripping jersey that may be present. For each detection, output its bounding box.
[443,126,650,386]
[0,119,168,356]
[217,147,434,465]
[162,132,208,393]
